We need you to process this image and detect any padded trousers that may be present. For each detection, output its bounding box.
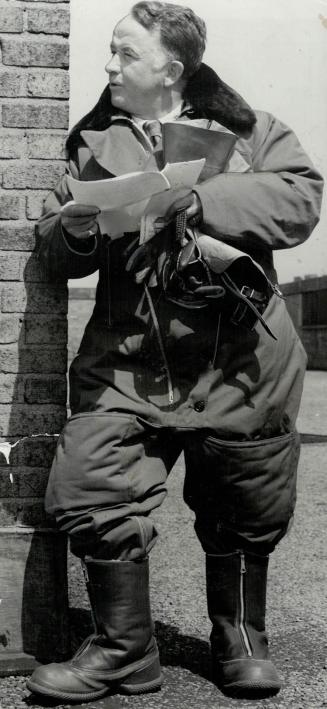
[45,412,300,560]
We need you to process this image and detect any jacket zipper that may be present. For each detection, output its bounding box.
[144,284,174,405]
[267,278,284,299]
[239,551,253,657]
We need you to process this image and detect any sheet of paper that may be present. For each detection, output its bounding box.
[67,158,206,240]
[67,170,169,211]
[97,199,150,238]
[162,158,205,190]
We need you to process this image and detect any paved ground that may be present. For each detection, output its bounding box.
[0,371,326,709]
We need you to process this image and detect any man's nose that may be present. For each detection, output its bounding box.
[105,53,120,75]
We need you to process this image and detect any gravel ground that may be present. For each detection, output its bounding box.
[0,372,326,709]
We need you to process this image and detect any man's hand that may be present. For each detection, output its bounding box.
[165,191,203,225]
[61,201,100,239]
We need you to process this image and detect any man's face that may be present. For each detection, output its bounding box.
[105,14,176,117]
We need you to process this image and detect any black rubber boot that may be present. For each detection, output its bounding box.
[206,551,281,698]
[26,557,162,703]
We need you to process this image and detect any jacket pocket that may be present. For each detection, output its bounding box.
[185,430,300,536]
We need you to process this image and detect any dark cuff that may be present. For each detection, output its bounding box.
[62,227,98,255]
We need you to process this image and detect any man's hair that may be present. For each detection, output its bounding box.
[131,1,206,78]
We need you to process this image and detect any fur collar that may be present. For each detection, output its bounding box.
[183,63,256,137]
[66,63,256,158]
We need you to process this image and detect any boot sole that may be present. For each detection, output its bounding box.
[26,677,108,703]
[26,676,163,702]
[220,680,281,699]
[119,673,163,695]
[26,654,162,702]
[214,657,281,699]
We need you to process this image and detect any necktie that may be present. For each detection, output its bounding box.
[143,119,162,147]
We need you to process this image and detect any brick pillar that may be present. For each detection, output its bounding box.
[0,0,71,674]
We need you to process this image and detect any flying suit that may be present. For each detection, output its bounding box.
[37,66,323,560]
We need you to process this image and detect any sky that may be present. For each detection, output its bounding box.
[68,0,327,287]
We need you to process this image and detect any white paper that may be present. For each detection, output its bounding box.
[162,160,205,190]
[67,159,205,240]
[97,200,150,237]
[67,170,169,211]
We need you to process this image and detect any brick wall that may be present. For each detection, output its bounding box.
[0,0,69,529]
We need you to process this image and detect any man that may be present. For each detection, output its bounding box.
[27,1,323,703]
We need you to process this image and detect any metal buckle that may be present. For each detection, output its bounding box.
[241,285,255,299]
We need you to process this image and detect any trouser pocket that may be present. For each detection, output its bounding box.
[184,430,300,547]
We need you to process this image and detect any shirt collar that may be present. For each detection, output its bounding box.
[131,100,186,129]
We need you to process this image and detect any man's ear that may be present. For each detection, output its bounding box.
[164,60,184,87]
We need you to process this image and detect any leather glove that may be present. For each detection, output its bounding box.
[61,201,100,239]
[125,230,168,285]
[165,191,203,225]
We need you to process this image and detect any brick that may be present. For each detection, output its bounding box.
[26,191,46,220]
[0,498,17,525]
[21,253,47,282]
[27,132,67,159]
[24,375,67,404]
[1,251,47,282]
[27,7,70,36]
[0,498,53,527]
[0,403,66,436]
[18,499,55,527]
[2,101,69,129]
[0,345,67,373]
[0,374,24,403]
[0,346,19,373]
[0,132,25,159]
[0,314,22,344]
[0,71,69,101]
[1,282,68,313]
[3,160,66,189]
[0,193,25,220]
[27,70,69,99]
[0,5,24,32]
[1,37,69,68]
[17,467,50,497]
[0,223,36,250]
[0,71,24,97]
[1,435,58,467]
[0,469,18,498]
[25,314,67,344]
[0,250,21,279]
[0,467,50,498]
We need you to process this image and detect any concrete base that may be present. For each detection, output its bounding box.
[0,651,40,677]
[0,527,70,675]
